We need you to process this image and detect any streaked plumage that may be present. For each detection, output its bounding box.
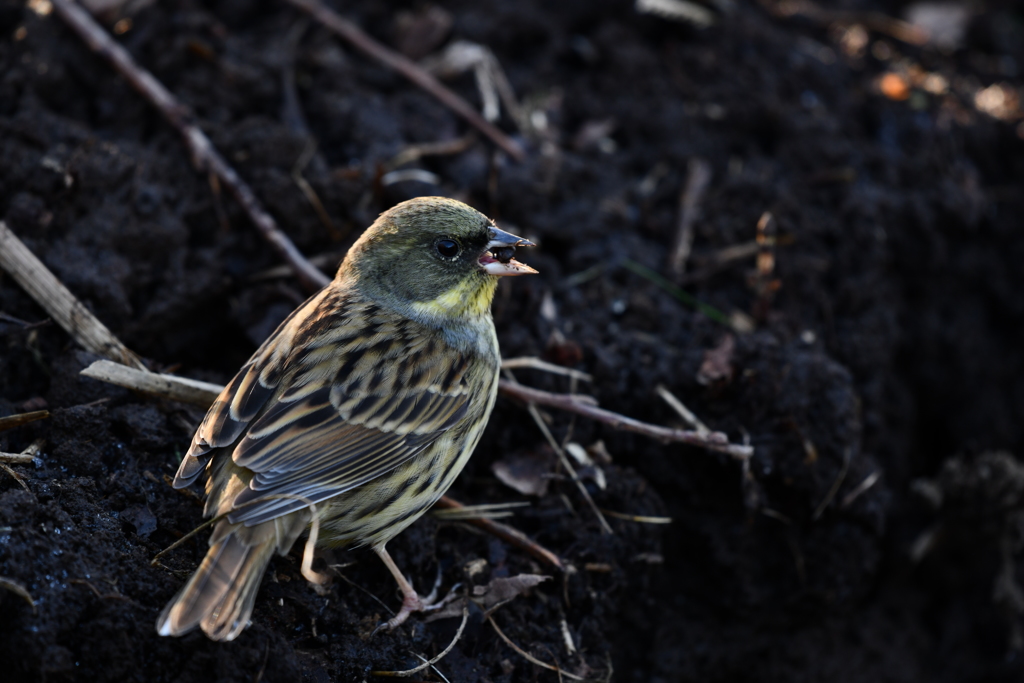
[157,197,535,641]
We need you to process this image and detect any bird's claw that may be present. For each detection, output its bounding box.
[372,575,462,635]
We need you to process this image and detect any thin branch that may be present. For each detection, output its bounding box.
[50,0,330,293]
[527,400,613,535]
[370,607,469,677]
[0,221,146,369]
[498,380,753,460]
[654,384,710,435]
[0,452,36,465]
[81,360,222,407]
[0,410,50,433]
[283,0,525,161]
[812,448,852,521]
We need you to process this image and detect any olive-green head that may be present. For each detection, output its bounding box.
[341,197,536,320]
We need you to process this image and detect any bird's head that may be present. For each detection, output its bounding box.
[342,197,536,321]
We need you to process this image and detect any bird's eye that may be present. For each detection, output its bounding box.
[435,239,460,259]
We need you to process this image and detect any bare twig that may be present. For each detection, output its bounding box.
[669,158,712,276]
[524,396,614,535]
[498,380,753,460]
[50,0,331,293]
[0,410,50,433]
[0,221,146,369]
[654,384,710,435]
[81,360,222,407]
[0,452,36,465]
[283,0,525,161]
[370,607,469,677]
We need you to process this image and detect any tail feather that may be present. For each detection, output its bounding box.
[157,513,308,641]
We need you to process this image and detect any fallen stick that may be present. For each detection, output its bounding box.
[80,360,223,407]
[0,222,146,369]
[50,0,331,293]
[283,0,525,161]
[0,410,50,433]
[498,379,753,460]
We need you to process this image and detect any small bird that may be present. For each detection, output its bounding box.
[157,197,536,641]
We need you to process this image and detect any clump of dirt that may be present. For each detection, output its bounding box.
[2,1,1024,681]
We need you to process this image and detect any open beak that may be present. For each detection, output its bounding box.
[479,226,538,276]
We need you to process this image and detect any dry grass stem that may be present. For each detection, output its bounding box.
[431,501,530,521]
[841,470,881,508]
[0,222,146,369]
[50,0,331,293]
[669,158,713,276]
[370,607,469,677]
[654,384,710,435]
[283,0,525,161]
[599,509,673,524]
[498,379,753,460]
[812,448,852,521]
[81,360,222,407]
[0,463,29,491]
[486,614,589,681]
[514,376,614,535]
[501,357,593,382]
[0,576,36,613]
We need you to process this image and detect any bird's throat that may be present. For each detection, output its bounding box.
[408,274,498,321]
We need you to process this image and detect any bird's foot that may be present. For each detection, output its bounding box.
[375,567,461,634]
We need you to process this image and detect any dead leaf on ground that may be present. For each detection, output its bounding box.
[427,574,552,621]
[492,449,555,497]
[697,333,735,385]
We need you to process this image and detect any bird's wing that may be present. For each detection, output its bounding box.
[173,295,474,526]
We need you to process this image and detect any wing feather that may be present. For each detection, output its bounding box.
[172,290,477,527]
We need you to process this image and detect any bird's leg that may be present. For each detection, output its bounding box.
[300,545,335,596]
[373,545,459,631]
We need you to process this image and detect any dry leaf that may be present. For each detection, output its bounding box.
[697,334,735,385]
[492,449,555,497]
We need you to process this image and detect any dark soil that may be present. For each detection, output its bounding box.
[2,0,1024,681]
